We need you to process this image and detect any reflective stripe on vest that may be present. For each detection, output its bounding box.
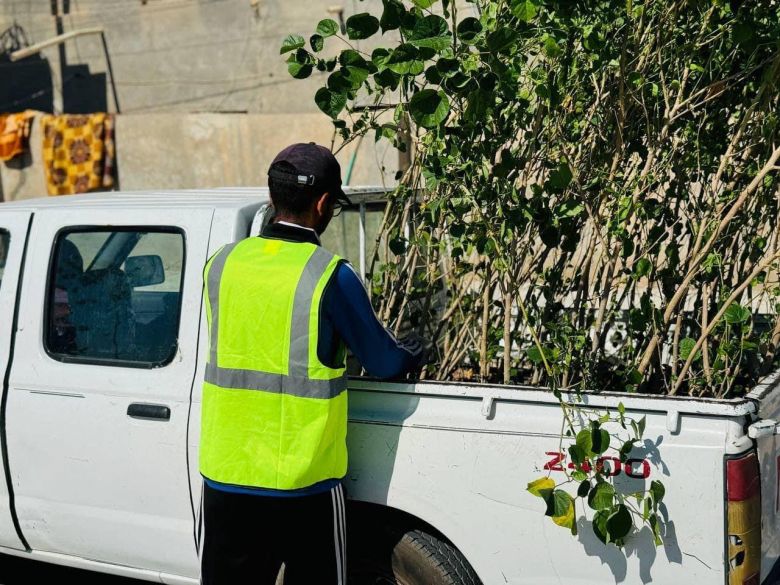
[199,237,348,491]
[204,243,345,399]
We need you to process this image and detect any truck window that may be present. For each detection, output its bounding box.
[0,230,8,288]
[46,228,185,367]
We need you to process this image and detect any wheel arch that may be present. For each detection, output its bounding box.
[345,498,484,584]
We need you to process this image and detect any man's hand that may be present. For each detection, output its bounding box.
[399,332,432,374]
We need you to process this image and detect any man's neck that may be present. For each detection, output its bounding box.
[273,219,321,243]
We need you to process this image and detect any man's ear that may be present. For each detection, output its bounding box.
[316,191,331,216]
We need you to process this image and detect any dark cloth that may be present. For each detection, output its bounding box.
[198,481,347,585]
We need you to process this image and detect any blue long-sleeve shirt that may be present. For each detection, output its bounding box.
[204,221,423,497]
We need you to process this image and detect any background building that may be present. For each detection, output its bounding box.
[0,0,395,201]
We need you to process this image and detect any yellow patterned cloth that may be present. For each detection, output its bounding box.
[41,113,116,196]
[0,111,34,162]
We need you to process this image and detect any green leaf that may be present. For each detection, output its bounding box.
[572,470,588,482]
[310,34,324,52]
[588,481,615,511]
[372,48,392,71]
[546,489,573,518]
[328,70,355,92]
[436,57,459,77]
[568,444,586,466]
[649,513,663,546]
[314,87,347,118]
[578,422,610,455]
[650,480,665,505]
[592,509,610,544]
[543,35,563,58]
[340,49,371,69]
[316,18,340,38]
[633,258,652,278]
[550,491,576,534]
[288,60,313,79]
[374,69,400,90]
[511,0,538,21]
[557,200,583,218]
[465,88,493,123]
[375,123,397,142]
[280,34,305,55]
[732,22,753,45]
[386,44,425,75]
[724,303,751,324]
[576,428,592,455]
[637,415,646,437]
[409,15,451,50]
[409,89,450,129]
[577,480,591,498]
[593,428,609,454]
[606,504,633,540]
[527,476,555,497]
[412,0,438,7]
[679,337,700,361]
[380,0,406,32]
[618,439,636,462]
[487,28,517,52]
[547,162,573,191]
[425,65,443,85]
[456,17,482,43]
[346,13,380,40]
[527,346,545,364]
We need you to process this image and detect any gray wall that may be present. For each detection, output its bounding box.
[0,0,395,200]
[1,0,386,115]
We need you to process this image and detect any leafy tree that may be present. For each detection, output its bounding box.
[284,0,780,546]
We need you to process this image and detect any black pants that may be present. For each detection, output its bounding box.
[198,481,347,585]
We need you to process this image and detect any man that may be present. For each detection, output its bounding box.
[198,143,425,585]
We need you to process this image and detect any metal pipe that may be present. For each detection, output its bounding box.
[359,202,367,285]
[10,28,104,62]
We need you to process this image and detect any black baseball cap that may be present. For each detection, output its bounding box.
[268,143,351,206]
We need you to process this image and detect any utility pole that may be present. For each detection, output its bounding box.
[49,0,65,113]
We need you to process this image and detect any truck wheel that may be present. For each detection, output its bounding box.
[349,527,481,585]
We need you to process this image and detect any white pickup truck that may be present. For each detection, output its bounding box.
[0,188,779,585]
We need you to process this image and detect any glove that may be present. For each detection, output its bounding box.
[399,332,432,370]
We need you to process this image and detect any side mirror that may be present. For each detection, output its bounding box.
[125,255,165,288]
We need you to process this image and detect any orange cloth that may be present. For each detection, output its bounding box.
[0,111,34,162]
[41,113,116,196]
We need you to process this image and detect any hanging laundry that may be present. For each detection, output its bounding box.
[41,113,116,196]
[0,111,34,162]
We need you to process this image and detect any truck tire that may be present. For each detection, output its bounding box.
[349,526,482,585]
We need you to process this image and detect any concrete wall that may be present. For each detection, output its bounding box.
[0,112,396,200]
[1,0,386,115]
[0,0,399,200]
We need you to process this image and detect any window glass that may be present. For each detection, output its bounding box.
[47,228,185,367]
[321,204,386,267]
[0,230,8,289]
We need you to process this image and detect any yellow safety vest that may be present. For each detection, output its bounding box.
[199,237,347,490]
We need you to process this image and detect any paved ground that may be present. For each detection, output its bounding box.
[0,554,144,583]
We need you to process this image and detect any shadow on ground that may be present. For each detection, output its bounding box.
[0,554,145,584]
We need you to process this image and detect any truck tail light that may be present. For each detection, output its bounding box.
[726,451,761,585]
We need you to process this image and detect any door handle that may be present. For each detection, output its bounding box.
[127,403,171,421]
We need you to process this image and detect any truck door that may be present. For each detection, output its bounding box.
[0,211,31,551]
[6,207,212,579]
